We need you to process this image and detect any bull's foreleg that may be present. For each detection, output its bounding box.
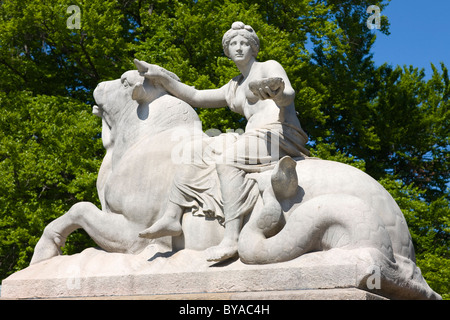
[30,202,149,265]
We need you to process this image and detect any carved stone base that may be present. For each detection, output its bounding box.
[1,246,439,300]
[7,288,384,300]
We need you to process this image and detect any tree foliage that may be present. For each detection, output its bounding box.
[0,91,101,274]
[0,0,448,298]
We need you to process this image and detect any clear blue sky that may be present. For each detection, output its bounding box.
[371,0,449,78]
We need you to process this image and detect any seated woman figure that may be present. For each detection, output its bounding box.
[137,21,309,262]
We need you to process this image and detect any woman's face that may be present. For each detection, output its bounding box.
[228,35,253,65]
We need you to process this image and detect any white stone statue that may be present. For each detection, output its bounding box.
[20,21,440,300]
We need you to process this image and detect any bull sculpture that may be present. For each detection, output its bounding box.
[31,68,224,264]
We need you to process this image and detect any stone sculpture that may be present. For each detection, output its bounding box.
[4,22,440,300]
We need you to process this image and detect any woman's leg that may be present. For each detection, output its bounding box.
[138,201,184,238]
[205,136,262,261]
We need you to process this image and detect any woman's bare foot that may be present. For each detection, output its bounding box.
[138,216,182,239]
[205,239,238,262]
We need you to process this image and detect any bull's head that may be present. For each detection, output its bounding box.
[93,60,181,126]
[92,62,181,149]
[93,70,156,128]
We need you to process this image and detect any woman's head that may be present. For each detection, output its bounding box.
[222,21,260,58]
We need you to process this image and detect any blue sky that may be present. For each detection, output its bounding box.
[371,0,449,78]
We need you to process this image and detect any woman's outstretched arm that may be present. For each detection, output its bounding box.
[135,59,228,108]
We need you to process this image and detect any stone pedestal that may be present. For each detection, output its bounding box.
[0,246,437,300]
[15,288,383,300]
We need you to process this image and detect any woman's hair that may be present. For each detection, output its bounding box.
[222,21,260,58]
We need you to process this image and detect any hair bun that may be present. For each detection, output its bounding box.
[231,21,254,33]
[231,21,244,29]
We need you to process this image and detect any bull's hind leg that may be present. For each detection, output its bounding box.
[30,202,148,265]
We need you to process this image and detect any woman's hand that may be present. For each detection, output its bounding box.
[249,77,285,100]
[134,59,166,82]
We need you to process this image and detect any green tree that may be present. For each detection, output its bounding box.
[367,64,449,201]
[0,0,135,102]
[0,91,101,275]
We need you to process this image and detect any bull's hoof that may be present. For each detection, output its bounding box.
[30,229,63,265]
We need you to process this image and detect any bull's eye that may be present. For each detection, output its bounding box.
[121,77,130,88]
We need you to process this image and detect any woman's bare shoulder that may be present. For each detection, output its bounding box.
[258,60,287,77]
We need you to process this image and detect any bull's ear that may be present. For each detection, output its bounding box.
[132,83,145,102]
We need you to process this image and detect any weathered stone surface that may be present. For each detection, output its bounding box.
[5,289,386,300]
[1,246,438,300]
